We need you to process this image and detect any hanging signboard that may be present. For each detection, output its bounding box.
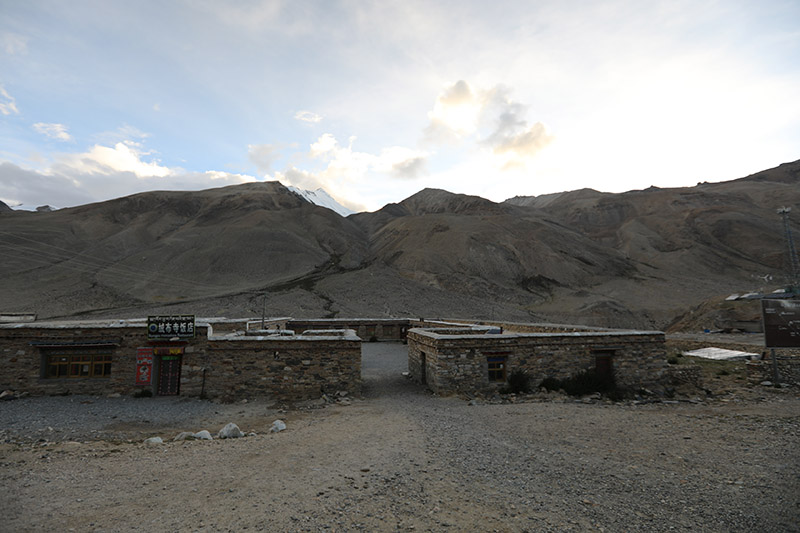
[135,347,154,385]
[147,315,195,340]
[762,299,800,348]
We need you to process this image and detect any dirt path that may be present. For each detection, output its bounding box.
[1,343,798,532]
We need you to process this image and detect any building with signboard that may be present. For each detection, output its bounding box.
[0,317,360,402]
[0,315,677,400]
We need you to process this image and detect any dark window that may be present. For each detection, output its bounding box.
[594,350,614,379]
[487,356,507,382]
[44,351,112,378]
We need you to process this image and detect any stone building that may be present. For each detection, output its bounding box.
[406,321,667,394]
[0,315,670,400]
[0,317,360,402]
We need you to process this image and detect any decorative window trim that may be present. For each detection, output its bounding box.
[39,346,115,379]
[486,355,508,383]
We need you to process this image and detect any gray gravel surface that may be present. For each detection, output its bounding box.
[1,342,798,532]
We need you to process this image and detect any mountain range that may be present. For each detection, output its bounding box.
[1,160,798,330]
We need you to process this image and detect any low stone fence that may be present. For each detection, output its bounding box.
[746,356,800,387]
[664,364,703,389]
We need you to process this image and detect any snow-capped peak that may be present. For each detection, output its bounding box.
[287,186,354,217]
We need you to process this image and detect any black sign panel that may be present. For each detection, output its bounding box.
[762,300,800,348]
[147,315,195,340]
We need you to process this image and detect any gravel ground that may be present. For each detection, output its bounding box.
[1,342,798,532]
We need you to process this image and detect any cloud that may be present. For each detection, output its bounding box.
[0,161,94,208]
[424,80,482,143]
[424,80,554,167]
[0,144,256,209]
[92,124,150,146]
[1,32,28,55]
[306,134,427,180]
[33,123,74,142]
[271,134,427,211]
[294,110,322,123]
[391,156,427,179]
[480,86,554,164]
[56,142,171,178]
[248,143,281,176]
[0,85,19,115]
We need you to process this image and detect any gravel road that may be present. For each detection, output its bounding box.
[1,342,798,532]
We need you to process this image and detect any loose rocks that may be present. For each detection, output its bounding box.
[218,423,244,439]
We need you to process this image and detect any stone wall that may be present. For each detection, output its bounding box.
[288,319,410,341]
[746,356,800,387]
[408,328,667,395]
[205,334,361,401]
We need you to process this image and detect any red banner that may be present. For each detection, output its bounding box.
[136,347,154,385]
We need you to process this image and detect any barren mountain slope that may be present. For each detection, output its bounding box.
[1,162,797,328]
[0,182,368,317]
[505,160,800,327]
[352,189,639,307]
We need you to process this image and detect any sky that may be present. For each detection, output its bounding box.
[1,0,799,213]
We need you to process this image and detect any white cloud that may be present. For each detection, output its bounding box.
[309,133,339,158]
[424,80,554,168]
[92,124,151,146]
[0,143,257,209]
[294,110,322,123]
[248,143,281,175]
[33,123,74,142]
[56,142,171,178]
[1,32,28,55]
[0,85,19,115]
[272,133,429,211]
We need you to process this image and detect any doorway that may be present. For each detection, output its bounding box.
[154,346,184,396]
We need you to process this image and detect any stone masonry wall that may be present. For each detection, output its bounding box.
[746,357,800,387]
[288,319,409,341]
[204,336,361,402]
[408,329,666,395]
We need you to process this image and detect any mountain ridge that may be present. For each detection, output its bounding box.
[1,160,798,329]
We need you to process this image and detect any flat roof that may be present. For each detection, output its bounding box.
[409,327,664,341]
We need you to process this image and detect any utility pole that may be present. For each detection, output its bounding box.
[778,207,800,291]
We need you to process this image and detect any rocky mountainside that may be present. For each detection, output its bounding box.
[1,161,798,329]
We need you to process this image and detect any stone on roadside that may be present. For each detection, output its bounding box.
[0,390,16,401]
[144,437,163,445]
[270,420,287,433]
[173,431,196,442]
[218,422,244,439]
[760,381,773,387]
[193,430,213,440]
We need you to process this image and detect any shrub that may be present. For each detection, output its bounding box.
[500,370,532,394]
